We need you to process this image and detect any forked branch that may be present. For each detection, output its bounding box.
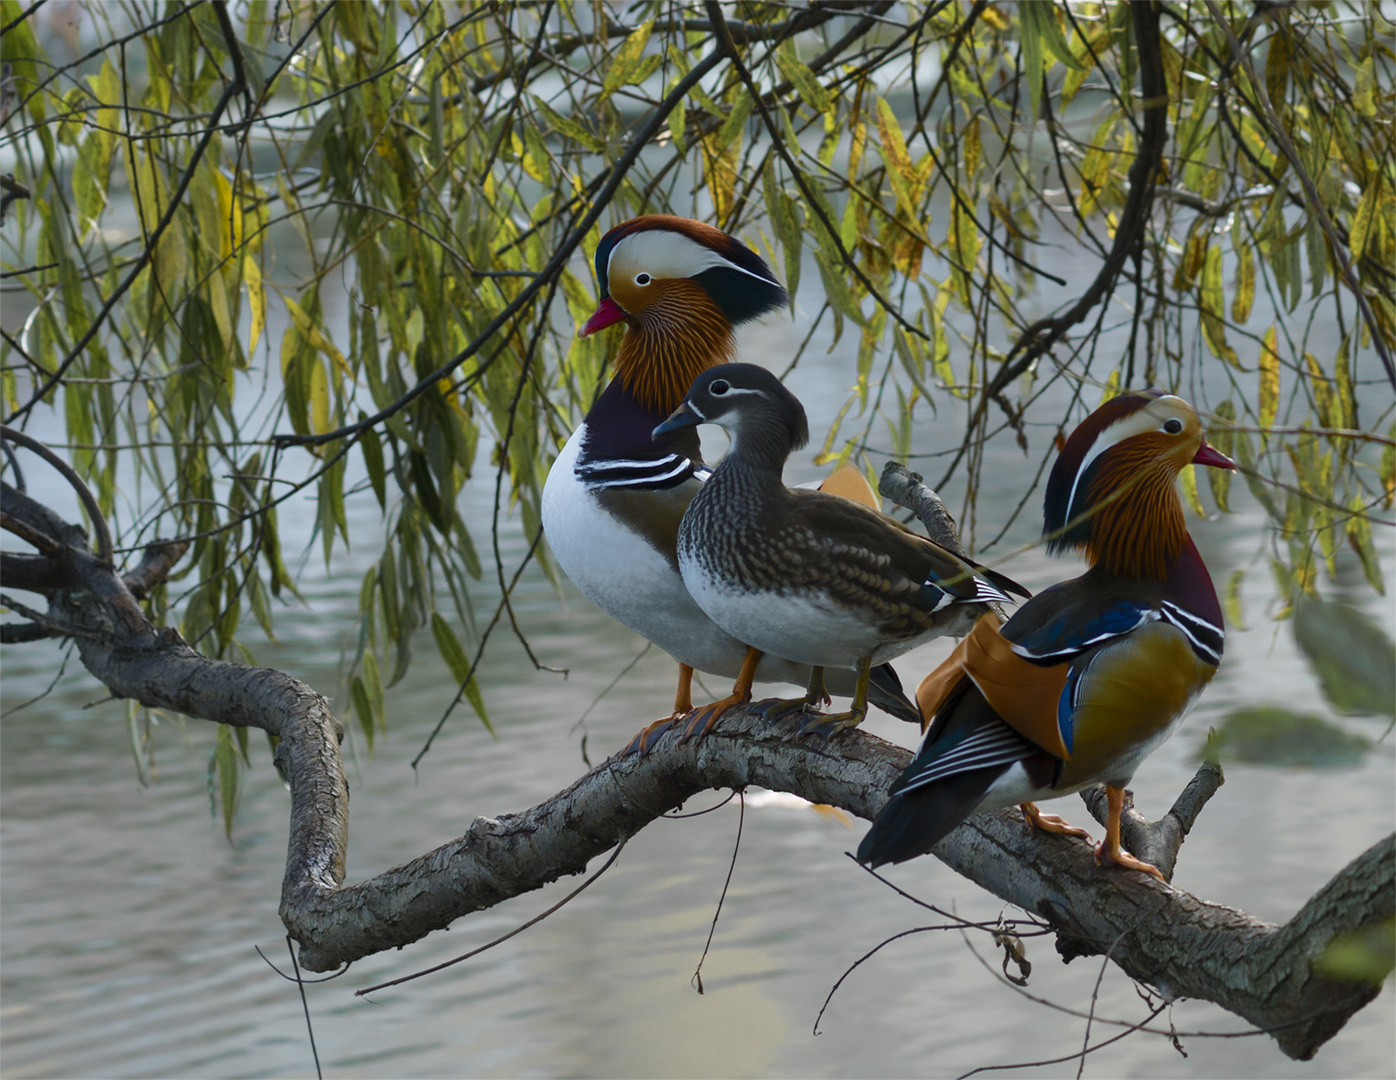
[0,436,1388,1063]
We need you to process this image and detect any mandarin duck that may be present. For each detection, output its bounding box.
[540,216,921,754]
[856,390,1237,880]
[653,363,1029,736]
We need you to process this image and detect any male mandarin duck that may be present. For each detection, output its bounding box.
[653,363,1030,735]
[540,215,921,754]
[856,390,1237,880]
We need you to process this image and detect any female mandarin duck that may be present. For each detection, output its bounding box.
[856,390,1237,880]
[540,216,920,753]
[654,364,1029,735]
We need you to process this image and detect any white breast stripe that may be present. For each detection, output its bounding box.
[586,454,682,472]
[578,456,695,488]
[1160,601,1223,664]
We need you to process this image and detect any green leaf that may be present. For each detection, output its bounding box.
[1208,706,1370,768]
[530,94,604,152]
[212,723,242,839]
[717,88,753,149]
[1315,920,1395,985]
[361,649,385,728]
[431,611,494,734]
[350,676,376,751]
[601,19,654,98]
[360,423,387,509]
[775,41,832,113]
[1293,595,1396,717]
[668,89,687,153]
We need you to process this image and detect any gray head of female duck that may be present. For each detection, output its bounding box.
[652,363,810,478]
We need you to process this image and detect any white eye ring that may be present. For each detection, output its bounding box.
[1163,418,1183,434]
[635,272,652,286]
[710,379,730,396]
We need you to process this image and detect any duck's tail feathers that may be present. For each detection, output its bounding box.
[856,762,1010,868]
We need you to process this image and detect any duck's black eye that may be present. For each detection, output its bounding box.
[635,272,652,286]
[710,379,730,396]
[1163,418,1183,434]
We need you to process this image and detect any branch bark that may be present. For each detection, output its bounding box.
[1,459,1389,1063]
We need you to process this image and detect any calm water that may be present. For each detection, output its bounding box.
[3,249,1395,1077]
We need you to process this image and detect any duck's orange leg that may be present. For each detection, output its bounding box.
[1094,785,1166,882]
[1021,802,1091,839]
[623,664,694,757]
[680,647,761,743]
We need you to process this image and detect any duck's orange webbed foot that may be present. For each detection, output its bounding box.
[1094,840,1167,882]
[622,714,684,757]
[621,663,696,757]
[1020,802,1091,839]
[677,647,762,745]
[1094,785,1167,882]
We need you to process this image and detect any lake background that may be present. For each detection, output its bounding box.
[2,48,1394,1074]
[3,271,1393,1077]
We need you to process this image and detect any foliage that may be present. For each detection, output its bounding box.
[1,0,1393,820]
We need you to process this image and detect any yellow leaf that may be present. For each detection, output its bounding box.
[1346,493,1386,594]
[1232,235,1255,323]
[964,116,982,183]
[1098,367,1121,406]
[213,168,242,258]
[244,254,265,354]
[309,356,331,435]
[1349,177,1383,262]
[1180,463,1205,517]
[207,271,234,353]
[1259,327,1281,434]
[1305,352,1335,430]
[1381,420,1395,509]
[875,98,914,184]
[1200,244,1238,366]
[283,294,351,377]
[1335,336,1357,429]
[1224,568,1247,630]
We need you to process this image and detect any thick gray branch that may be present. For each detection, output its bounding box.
[3,483,1389,1063]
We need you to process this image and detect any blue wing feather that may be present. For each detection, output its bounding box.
[1005,584,1159,662]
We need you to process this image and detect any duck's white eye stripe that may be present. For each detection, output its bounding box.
[608,229,774,286]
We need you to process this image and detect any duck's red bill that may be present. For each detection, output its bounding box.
[580,297,626,337]
[1192,437,1237,470]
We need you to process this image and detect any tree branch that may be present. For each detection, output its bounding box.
[3,472,1388,1062]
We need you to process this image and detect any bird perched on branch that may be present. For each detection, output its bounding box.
[654,363,1028,736]
[541,216,920,754]
[857,390,1237,880]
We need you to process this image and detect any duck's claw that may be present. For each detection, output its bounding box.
[749,695,818,724]
[678,690,750,744]
[797,705,866,738]
[622,714,683,757]
[1021,802,1092,839]
[1095,840,1167,883]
